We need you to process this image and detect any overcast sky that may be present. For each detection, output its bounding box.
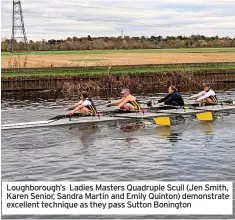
[1,0,235,41]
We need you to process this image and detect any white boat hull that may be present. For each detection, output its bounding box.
[1,105,235,130]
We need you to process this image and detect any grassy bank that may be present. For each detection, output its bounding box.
[2,63,235,78]
[2,48,235,57]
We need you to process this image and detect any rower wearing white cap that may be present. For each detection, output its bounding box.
[107,88,141,111]
[188,84,218,104]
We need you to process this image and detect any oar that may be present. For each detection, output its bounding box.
[153,116,171,126]
[147,99,235,108]
[196,112,213,121]
[48,112,92,121]
[48,115,68,120]
[150,104,214,126]
[224,100,235,104]
[48,107,143,121]
[152,111,213,126]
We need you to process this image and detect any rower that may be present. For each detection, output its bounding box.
[152,86,185,107]
[65,91,97,115]
[188,84,218,105]
[107,88,141,111]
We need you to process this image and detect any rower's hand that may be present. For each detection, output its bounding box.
[152,100,158,106]
[115,105,121,110]
[146,101,152,107]
[106,101,113,107]
[187,97,195,100]
[68,111,74,116]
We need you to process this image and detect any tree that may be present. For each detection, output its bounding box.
[73,36,79,41]
[91,39,105,49]
[1,34,234,52]
[48,39,56,45]
[124,36,130,41]
[197,40,207,47]
[143,40,153,49]
[1,41,8,52]
[121,40,129,49]
[177,35,183,40]
[87,35,92,41]
[232,39,235,47]
[141,36,146,41]
[18,42,26,51]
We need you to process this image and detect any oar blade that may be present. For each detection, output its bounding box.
[196,112,213,121]
[153,116,171,126]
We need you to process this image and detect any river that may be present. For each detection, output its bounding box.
[1,90,235,219]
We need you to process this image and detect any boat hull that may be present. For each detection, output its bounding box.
[1,105,235,130]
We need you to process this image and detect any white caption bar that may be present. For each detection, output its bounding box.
[1,181,233,215]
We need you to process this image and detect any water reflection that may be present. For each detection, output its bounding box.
[124,137,138,143]
[198,122,213,135]
[167,132,182,143]
[70,124,100,148]
[155,126,182,143]
[120,122,145,132]
[155,126,171,138]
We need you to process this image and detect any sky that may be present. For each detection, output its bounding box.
[1,0,235,41]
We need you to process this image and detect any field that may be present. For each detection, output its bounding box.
[2,48,235,69]
[2,63,235,77]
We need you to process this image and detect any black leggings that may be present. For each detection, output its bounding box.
[171,101,180,106]
[165,101,180,106]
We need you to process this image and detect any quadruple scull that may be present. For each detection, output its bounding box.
[1,86,235,130]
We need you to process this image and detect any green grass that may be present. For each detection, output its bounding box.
[2,63,235,77]
[2,48,235,56]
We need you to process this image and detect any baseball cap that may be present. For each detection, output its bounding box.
[121,88,130,94]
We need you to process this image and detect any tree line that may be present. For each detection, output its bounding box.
[1,35,235,52]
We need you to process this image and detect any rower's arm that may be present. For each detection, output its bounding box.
[65,103,80,110]
[118,97,131,107]
[158,94,171,103]
[109,98,125,105]
[71,104,85,113]
[197,92,212,101]
[65,100,83,110]
[189,91,204,99]
[164,94,177,105]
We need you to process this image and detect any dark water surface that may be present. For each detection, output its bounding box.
[1,91,235,219]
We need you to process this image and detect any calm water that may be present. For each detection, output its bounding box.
[1,91,235,219]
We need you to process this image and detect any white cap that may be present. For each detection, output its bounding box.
[121,88,130,94]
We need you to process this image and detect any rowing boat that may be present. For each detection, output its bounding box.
[152,104,235,115]
[1,112,169,130]
[1,103,235,130]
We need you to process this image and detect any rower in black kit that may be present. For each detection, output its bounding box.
[148,86,185,109]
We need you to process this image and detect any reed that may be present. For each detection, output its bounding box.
[58,70,227,97]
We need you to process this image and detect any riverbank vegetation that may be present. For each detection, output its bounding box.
[2,35,235,52]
